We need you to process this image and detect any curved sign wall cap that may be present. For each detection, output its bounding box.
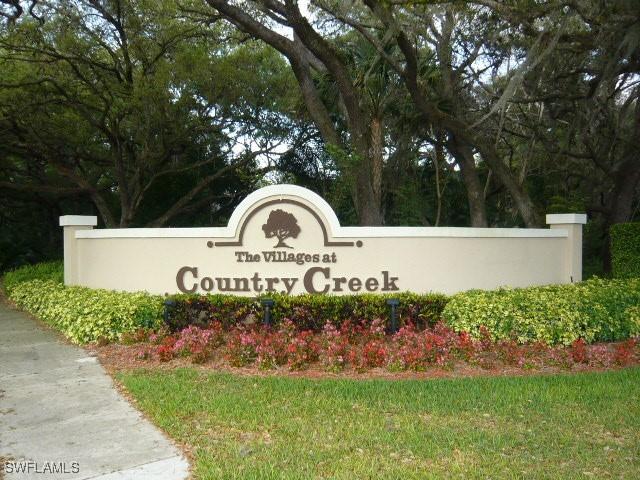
[212,184,357,247]
[61,184,587,296]
[212,197,358,248]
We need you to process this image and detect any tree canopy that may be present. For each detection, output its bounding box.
[1,0,638,274]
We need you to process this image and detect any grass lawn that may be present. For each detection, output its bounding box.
[118,368,640,479]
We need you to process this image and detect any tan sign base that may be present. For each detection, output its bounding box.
[60,185,586,296]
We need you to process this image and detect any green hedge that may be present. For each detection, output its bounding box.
[442,277,640,345]
[611,222,640,279]
[166,292,449,332]
[6,261,640,346]
[3,260,63,295]
[9,280,163,344]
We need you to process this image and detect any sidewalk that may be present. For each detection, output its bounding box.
[0,302,189,480]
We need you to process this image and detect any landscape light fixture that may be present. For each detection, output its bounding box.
[260,298,275,326]
[163,298,176,324]
[386,298,400,334]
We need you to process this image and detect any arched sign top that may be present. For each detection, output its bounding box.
[215,196,355,247]
[225,184,343,240]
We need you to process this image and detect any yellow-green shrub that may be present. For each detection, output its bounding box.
[3,261,63,295]
[442,277,640,345]
[9,280,163,344]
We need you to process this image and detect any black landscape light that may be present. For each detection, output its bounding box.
[163,298,177,324]
[386,298,399,334]
[260,298,275,326]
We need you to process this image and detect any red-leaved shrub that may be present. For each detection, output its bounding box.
[157,336,176,362]
[143,318,638,373]
[570,338,588,364]
[613,339,637,366]
[225,325,259,367]
[286,329,320,370]
[173,325,219,363]
[320,321,350,371]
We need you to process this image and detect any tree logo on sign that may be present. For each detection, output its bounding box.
[262,209,301,248]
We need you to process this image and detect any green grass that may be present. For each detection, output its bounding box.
[119,368,640,479]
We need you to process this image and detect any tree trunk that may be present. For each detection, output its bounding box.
[354,167,384,225]
[447,138,489,227]
[362,0,541,227]
[205,0,386,226]
[369,116,384,215]
[610,165,640,224]
[89,191,116,228]
[400,74,541,227]
[476,142,541,227]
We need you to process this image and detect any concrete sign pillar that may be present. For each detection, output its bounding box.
[59,215,97,286]
[546,214,588,283]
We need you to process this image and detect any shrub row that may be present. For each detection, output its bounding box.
[442,277,640,345]
[165,292,449,332]
[136,321,640,371]
[3,260,63,295]
[5,262,640,347]
[9,280,162,344]
[611,222,640,279]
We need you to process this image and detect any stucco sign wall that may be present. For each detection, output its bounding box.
[60,185,587,296]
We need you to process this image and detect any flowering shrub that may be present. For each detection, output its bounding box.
[360,340,387,368]
[139,316,639,373]
[589,344,613,367]
[496,340,523,366]
[320,322,350,371]
[255,330,288,369]
[9,262,640,351]
[173,325,221,363]
[222,319,322,370]
[225,325,259,367]
[286,330,320,370]
[386,322,475,371]
[388,324,425,371]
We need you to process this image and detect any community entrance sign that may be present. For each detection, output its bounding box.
[60,185,586,296]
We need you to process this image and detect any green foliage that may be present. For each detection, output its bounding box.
[611,223,640,279]
[167,292,449,332]
[167,294,258,332]
[268,292,447,330]
[443,278,640,345]
[545,195,586,214]
[0,3,291,233]
[9,280,162,344]
[3,261,63,295]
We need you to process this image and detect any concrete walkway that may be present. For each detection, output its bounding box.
[0,302,189,480]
